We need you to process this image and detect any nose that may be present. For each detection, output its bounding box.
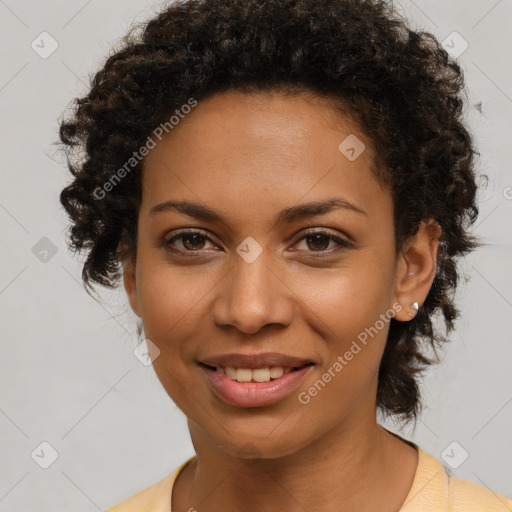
[210,252,293,335]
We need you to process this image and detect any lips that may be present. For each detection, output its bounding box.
[199,352,313,370]
[200,363,314,407]
[197,352,315,407]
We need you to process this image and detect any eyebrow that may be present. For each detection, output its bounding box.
[149,197,367,225]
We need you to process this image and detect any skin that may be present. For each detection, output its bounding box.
[121,89,442,512]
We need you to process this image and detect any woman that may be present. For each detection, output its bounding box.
[58,0,511,510]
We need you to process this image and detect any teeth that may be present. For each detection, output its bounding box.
[225,367,237,379]
[252,368,270,382]
[269,367,284,379]
[236,368,253,382]
[219,366,293,382]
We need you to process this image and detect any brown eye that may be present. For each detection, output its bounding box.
[163,230,216,253]
[305,233,331,251]
[292,229,353,258]
[181,233,207,250]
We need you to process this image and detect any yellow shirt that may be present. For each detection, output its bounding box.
[105,446,512,511]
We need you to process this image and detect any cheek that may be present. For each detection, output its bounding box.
[295,281,390,427]
[137,258,221,356]
[136,262,215,414]
[294,258,393,343]
[141,270,199,319]
[292,260,394,398]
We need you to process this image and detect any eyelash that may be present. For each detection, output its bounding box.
[161,228,353,258]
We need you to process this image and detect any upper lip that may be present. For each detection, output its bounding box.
[199,352,314,369]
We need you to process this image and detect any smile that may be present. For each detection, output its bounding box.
[200,363,313,383]
[199,362,314,407]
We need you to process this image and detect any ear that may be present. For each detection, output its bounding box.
[118,244,141,318]
[392,218,442,321]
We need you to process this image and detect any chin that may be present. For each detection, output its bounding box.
[210,428,310,460]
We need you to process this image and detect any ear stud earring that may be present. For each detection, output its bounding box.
[408,301,419,317]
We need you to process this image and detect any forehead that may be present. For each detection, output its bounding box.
[140,90,391,228]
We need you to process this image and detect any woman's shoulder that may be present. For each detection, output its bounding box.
[104,455,197,512]
[103,472,175,512]
[401,446,512,511]
[448,473,512,511]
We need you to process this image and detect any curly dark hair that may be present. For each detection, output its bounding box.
[58,0,485,424]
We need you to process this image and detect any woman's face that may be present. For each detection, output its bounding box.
[123,90,432,458]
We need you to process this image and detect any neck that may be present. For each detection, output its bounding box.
[173,411,418,512]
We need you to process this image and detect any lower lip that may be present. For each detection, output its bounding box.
[200,364,314,407]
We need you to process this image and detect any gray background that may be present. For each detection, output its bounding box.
[0,0,511,510]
